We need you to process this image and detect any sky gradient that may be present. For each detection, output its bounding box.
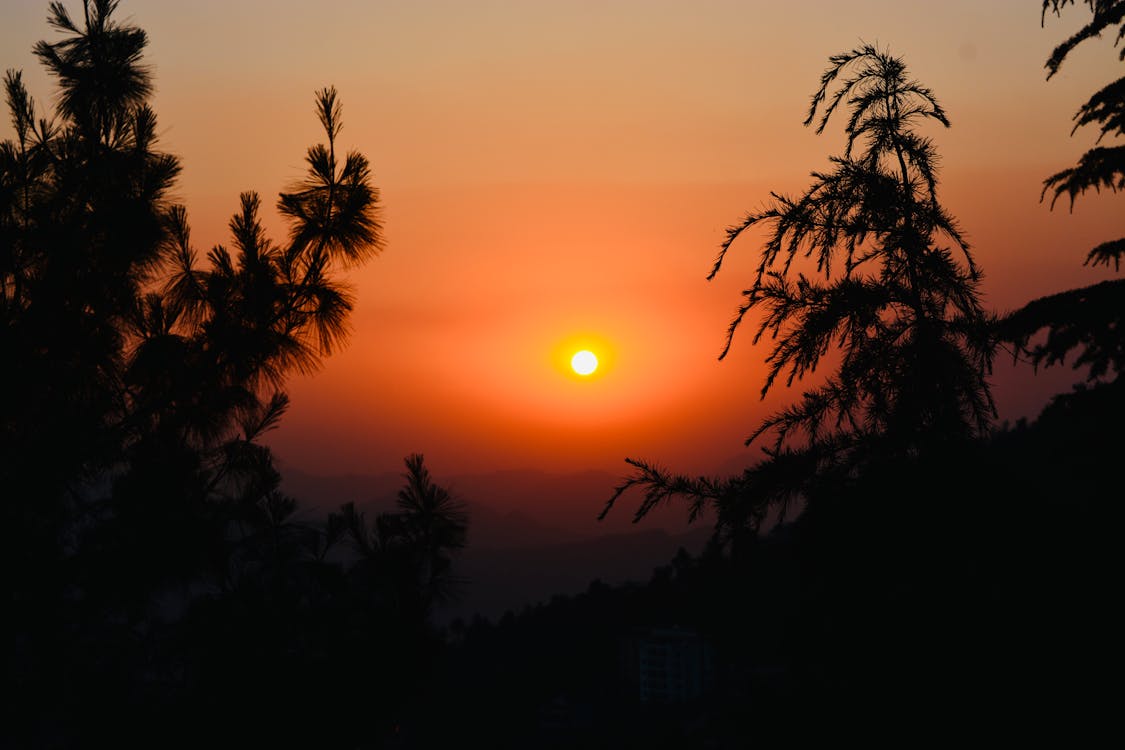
[4,0,1122,478]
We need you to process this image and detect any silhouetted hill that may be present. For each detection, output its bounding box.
[279,464,713,621]
[279,464,706,536]
[442,526,712,622]
[448,468,637,535]
[277,467,402,513]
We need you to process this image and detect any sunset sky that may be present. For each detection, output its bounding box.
[4,0,1121,479]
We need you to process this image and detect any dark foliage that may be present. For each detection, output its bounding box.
[1041,0,1125,268]
[2,4,459,747]
[718,44,995,456]
[604,45,994,538]
[997,277,1125,380]
[1042,1,1125,78]
[1000,2,1124,388]
[450,385,1121,744]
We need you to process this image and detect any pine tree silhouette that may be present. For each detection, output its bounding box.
[604,45,994,537]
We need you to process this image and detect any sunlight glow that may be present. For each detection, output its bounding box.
[571,350,598,376]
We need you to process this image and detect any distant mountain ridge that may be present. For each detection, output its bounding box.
[444,526,712,622]
[278,463,708,538]
[278,463,714,620]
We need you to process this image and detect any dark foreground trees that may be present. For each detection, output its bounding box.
[2,0,383,588]
[603,45,994,538]
[999,1,1125,382]
[596,18,1119,736]
[1040,0,1124,270]
[2,3,464,746]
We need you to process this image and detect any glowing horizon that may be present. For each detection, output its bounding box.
[3,1,1120,479]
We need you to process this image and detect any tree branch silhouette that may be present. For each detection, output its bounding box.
[605,45,994,538]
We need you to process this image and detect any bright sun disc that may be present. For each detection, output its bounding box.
[571,350,598,376]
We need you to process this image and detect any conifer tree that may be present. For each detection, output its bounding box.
[998,1,1124,381]
[604,45,994,534]
[1,0,384,605]
[1041,0,1124,269]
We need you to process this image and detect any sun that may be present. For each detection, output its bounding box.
[570,349,598,376]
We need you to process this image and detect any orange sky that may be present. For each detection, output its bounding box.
[4,1,1122,477]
